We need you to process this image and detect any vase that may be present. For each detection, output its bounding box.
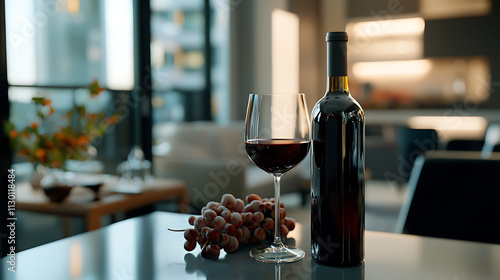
[40,168,74,203]
[30,164,49,190]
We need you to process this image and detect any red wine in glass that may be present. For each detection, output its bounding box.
[245,139,309,174]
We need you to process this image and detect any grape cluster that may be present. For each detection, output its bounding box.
[181,193,296,259]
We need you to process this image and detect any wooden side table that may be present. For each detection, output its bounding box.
[16,176,188,234]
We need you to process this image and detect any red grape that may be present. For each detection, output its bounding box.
[217,205,229,214]
[243,212,254,224]
[201,227,210,239]
[224,236,239,253]
[188,216,196,226]
[184,240,197,251]
[206,228,220,242]
[184,228,198,241]
[203,209,217,223]
[247,221,260,230]
[284,217,296,231]
[197,235,207,246]
[254,227,266,242]
[242,204,253,213]
[206,201,219,209]
[246,194,262,204]
[233,228,243,239]
[240,226,250,243]
[230,212,243,227]
[254,211,264,223]
[218,233,229,247]
[280,224,289,236]
[194,216,204,232]
[271,206,286,220]
[221,193,236,210]
[221,210,232,223]
[224,223,236,235]
[249,200,265,212]
[202,244,220,259]
[264,202,273,212]
[234,198,244,212]
[211,216,226,231]
[262,217,275,231]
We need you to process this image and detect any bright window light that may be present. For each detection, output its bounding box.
[348,17,425,38]
[271,9,299,93]
[105,0,134,90]
[352,60,431,78]
[5,0,37,85]
[271,9,300,139]
[408,116,487,140]
[421,0,491,19]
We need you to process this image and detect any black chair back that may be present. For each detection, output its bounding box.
[395,127,439,181]
[396,151,500,244]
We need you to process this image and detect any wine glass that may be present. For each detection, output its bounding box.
[245,93,310,263]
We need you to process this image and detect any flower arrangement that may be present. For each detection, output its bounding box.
[4,80,119,168]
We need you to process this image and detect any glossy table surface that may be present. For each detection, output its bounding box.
[2,212,500,280]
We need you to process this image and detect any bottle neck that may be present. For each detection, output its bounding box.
[327,76,349,93]
[326,39,348,93]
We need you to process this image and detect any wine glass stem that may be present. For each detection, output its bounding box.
[273,174,283,246]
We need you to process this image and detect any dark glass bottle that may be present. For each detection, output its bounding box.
[311,32,365,266]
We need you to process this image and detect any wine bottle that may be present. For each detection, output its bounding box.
[311,31,365,266]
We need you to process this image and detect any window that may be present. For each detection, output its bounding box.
[4,0,135,171]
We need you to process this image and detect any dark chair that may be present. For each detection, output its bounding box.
[481,124,500,158]
[446,139,485,151]
[396,151,500,244]
[395,127,439,181]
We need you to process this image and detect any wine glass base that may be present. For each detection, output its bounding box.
[250,244,305,263]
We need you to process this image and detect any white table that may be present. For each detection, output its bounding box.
[2,212,499,279]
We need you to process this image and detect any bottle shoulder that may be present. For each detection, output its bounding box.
[312,92,364,121]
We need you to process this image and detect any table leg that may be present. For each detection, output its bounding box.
[62,217,71,237]
[179,188,189,213]
[86,212,102,231]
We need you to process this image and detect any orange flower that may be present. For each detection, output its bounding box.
[22,131,30,138]
[19,149,29,156]
[49,107,55,115]
[30,122,38,129]
[9,130,19,139]
[107,115,119,125]
[54,132,64,140]
[35,148,46,161]
[89,113,97,121]
[45,140,54,148]
[64,136,77,147]
[77,135,89,146]
[43,99,52,106]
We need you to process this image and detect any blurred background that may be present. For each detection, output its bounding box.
[1,0,500,251]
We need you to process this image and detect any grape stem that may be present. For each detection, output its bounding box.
[167,228,188,232]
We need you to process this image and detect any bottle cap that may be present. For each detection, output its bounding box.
[326,32,348,42]
[326,32,348,76]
